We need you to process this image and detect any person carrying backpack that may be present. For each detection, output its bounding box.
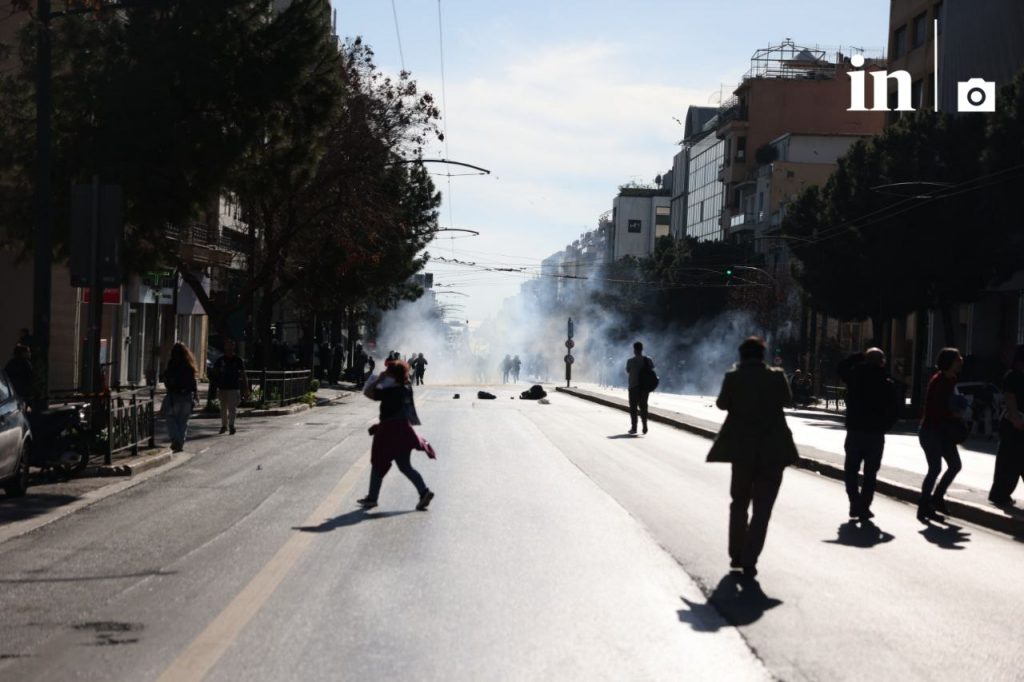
[625,341,657,435]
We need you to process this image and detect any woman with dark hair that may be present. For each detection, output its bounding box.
[989,345,1024,506]
[161,342,198,453]
[358,360,435,511]
[917,347,965,521]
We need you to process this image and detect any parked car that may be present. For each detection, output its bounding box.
[0,370,31,496]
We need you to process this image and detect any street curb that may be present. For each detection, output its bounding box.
[191,403,311,419]
[556,386,1024,538]
[83,448,174,478]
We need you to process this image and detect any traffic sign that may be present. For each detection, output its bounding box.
[565,339,575,349]
[564,354,574,365]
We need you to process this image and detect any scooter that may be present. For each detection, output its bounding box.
[27,403,95,478]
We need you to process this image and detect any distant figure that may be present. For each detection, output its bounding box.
[212,339,248,436]
[917,348,965,522]
[411,353,428,385]
[318,341,332,382]
[358,360,435,511]
[989,344,1024,506]
[161,342,199,453]
[837,348,900,521]
[474,355,487,383]
[501,355,512,384]
[511,355,522,383]
[706,336,798,578]
[625,341,655,434]
[4,344,33,403]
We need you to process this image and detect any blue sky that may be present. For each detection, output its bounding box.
[331,0,891,321]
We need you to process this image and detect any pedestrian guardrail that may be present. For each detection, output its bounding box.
[252,370,311,407]
[47,386,156,464]
[823,385,847,413]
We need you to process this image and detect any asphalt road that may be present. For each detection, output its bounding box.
[0,384,1021,681]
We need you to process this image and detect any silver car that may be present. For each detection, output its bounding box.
[0,370,31,496]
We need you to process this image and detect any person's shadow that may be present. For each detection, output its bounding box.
[607,434,639,439]
[293,509,414,532]
[823,520,895,548]
[919,520,971,549]
[677,573,783,631]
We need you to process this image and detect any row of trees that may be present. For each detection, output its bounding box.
[782,71,1024,352]
[0,0,440,365]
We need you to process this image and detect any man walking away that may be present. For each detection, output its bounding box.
[413,353,428,386]
[837,348,901,520]
[707,337,798,578]
[989,344,1024,506]
[212,339,247,435]
[625,341,655,434]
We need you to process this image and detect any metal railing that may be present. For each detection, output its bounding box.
[823,385,847,413]
[253,370,312,407]
[47,385,156,465]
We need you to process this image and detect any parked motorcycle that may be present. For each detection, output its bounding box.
[27,403,95,478]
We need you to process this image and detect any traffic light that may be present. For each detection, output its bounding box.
[725,268,733,276]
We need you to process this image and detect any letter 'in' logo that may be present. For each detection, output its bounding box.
[847,55,913,112]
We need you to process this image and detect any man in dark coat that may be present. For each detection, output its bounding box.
[707,336,798,578]
[4,344,33,403]
[837,348,901,520]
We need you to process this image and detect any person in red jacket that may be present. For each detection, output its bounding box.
[917,347,965,521]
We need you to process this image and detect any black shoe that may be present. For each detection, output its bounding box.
[229,426,236,435]
[642,424,648,434]
[219,427,227,434]
[357,497,378,509]
[932,498,950,515]
[858,508,875,521]
[628,428,637,435]
[989,496,1015,508]
[416,490,435,511]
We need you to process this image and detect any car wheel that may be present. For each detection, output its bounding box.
[4,441,30,497]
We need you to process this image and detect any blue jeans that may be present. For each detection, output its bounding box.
[166,393,193,445]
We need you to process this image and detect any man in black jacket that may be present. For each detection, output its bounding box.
[837,348,901,520]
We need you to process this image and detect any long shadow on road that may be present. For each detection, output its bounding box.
[0,493,80,524]
[823,520,895,548]
[294,509,415,532]
[677,574,783,631]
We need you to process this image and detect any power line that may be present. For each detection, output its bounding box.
[390,0,406,72]
[436,0,455,241]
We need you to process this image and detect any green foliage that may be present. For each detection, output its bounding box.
[308,379,320,393]
[782,104,1019,345]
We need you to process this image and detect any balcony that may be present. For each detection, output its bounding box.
[167,223,246,268]
[730,211,765,229]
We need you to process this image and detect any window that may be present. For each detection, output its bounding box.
[911,79,924,109]
[736,136,747,162]
[627,219,642,233]
[913,12,928,48]
[724,138,731,166]
[892,25,907,58]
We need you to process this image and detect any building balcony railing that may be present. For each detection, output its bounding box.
[730,211,765,229]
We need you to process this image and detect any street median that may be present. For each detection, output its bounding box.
[556,386,1024,538]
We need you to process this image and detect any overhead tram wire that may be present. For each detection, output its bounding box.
[436,0,455,254]
[390,0,406,72]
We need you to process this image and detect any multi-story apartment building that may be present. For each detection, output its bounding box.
[607,187,671,261]
[669,106,720,242]
[716,40,886,243]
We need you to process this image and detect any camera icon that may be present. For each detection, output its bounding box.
[957,78,996,112]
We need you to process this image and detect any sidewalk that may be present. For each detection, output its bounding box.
[558,383,1024,537]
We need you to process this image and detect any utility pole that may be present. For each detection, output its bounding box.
[31,0,53,408]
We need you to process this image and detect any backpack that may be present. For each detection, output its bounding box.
[639,357,659,393]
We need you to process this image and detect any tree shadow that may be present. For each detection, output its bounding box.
[294,509,415,532]
[0,493,81,524]
[607,434,639,440]
[919,521,971,549]
[677,573,783,632]
[823,520,895,548]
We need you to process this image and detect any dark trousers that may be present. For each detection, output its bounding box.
[628,387,649,429]
[919,427,962,503]
[844,431,884,512]
[990,426,1024,501]
[729,460,784,569]
[367,450,428,500]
